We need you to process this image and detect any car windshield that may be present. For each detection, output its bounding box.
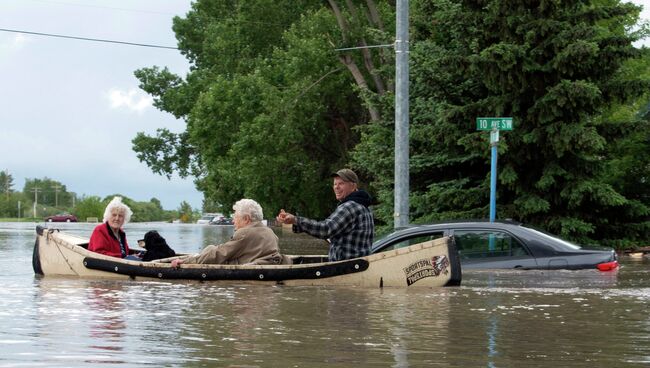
[524,226,582,250]
[373,227,413,245]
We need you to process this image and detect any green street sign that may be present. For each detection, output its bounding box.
[476,117,513,131]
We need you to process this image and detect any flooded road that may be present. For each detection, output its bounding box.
[1,222,649,367]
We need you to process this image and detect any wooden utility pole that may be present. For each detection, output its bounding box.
[52,184,61,207]
[31,187,40,218]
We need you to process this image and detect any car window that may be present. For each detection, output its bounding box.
[524,227,582,250]
[454,230,529,259]
[380,232,445,251]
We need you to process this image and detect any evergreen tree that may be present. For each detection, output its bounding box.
[0,170,14,198]
[354,0,650,245]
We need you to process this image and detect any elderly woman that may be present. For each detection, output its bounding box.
[88,196,139,260]
[172,199,281,267]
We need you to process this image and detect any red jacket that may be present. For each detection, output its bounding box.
[88,222,130,258]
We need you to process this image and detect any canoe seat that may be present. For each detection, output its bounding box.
[291,255,329,264]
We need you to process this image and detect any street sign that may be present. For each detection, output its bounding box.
[476,117,513,131]
[475,116,515,223]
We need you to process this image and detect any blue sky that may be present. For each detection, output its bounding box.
[0,1,201,211]
[0,0,648,212]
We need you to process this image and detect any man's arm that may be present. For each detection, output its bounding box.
[294,203,355,239]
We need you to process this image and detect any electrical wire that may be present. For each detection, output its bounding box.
[0,28,179,50]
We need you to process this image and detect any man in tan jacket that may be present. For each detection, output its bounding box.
[171,199,281,267]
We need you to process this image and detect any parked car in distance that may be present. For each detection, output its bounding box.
[210,217,233,225]
[44,214,78,223]
[372,221,618,271]
[197,213,223,224]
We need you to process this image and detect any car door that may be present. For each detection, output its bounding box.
[452,229,538,269]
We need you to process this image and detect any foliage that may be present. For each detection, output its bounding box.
[22,177,75,208]
[178,201,194,223]
[133,0,392,218]
[353,0,650,246]
[73,195,105,221]
[101,194,175,222]
[131,0,650,248]
[0,170,194,222]
[0,192,25,218]
[0,170,14,196]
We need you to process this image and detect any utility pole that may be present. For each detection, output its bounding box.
[31,187,40,218]
[52,184,61,207]
[394,0,409,229]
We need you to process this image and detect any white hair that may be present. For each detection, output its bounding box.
[103,196,133,224]
[232,199,263,222]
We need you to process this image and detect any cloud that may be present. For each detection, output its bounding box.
[107,88,153,113]
[11,33,30,47]
[0,33,30,52]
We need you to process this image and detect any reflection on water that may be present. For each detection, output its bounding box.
[1,222,650,366]
[86,283,127,358]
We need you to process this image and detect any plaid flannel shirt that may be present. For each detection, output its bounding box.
[293,200,374,261]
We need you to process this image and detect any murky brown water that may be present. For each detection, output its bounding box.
[1,222,649,367]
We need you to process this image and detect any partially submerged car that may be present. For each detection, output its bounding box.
[210,217,233,225]
[197,213,222,224]
[372,221,618,271]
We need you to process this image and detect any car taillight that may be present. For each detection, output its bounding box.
[597,261,619,272]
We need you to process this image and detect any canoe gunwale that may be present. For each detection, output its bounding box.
[83,257,370,281]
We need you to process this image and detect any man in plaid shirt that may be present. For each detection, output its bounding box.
[276,169,374,261]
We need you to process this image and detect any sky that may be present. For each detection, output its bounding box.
[0,1,649,212]
[0,0,200,211]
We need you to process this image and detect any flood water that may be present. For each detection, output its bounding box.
[1,221,650,367]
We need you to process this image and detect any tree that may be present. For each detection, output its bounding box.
[0,170,21,218]
[133,0,376,218]
[0,170,14,198]
[23,177,73,208]
[354,0,650,245]
[73,195,105,222]
[178,201,194,223]
[129,198,167,222]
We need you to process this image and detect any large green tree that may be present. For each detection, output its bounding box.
[354,0,650,245]
[133,0,394,218]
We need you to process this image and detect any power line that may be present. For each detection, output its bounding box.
[0,28,179,50]
[335,43,394,51]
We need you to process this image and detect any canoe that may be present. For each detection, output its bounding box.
[32,226,462,288]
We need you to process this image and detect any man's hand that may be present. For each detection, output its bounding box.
[276,209,296,225]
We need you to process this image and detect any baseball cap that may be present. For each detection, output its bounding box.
[331,168,359,183]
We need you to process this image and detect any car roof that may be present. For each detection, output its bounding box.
[389,220,524,233]
[373,220,587,251]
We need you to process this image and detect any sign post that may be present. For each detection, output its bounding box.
[476,118,513,222]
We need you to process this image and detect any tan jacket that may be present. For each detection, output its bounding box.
[184,222,282,265]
